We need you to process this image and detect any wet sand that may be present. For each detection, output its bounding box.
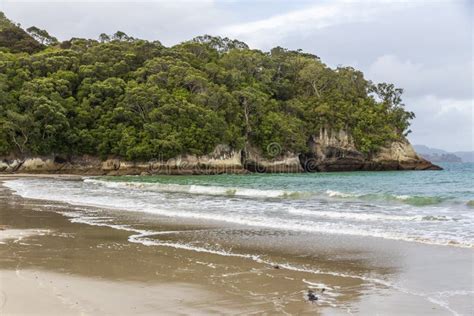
[0,176,473,315]
[0,269,245,315]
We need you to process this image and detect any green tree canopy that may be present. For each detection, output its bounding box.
[0,14,415,159]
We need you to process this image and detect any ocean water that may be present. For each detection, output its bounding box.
[4,163,474,314]
[4,163,474,248]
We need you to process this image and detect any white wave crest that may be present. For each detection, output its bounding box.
[3,179,472,248]
[287,208,454,222]
[84,178,303,199]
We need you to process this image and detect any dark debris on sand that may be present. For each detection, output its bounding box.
[307,290,318,302]
[307,288,326,302]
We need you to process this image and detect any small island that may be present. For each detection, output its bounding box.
[0,12,440,174]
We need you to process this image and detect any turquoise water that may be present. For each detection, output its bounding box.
[5,163,474,247]
[100,162,474,208]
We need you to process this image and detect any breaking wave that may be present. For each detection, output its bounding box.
[3,178,473,248]
[86,178,449,206]
[325,190,448,206]
[84,178,309,199]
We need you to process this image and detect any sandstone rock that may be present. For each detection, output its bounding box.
[0,137,441,175]
[0,159,19,172]
[101,159,121,171]
[242,145,303,173]
[300,129,441,172]
[164,145,245,174]
[374,140,442,170]
[299,128,365,172]
[20,157,59,172]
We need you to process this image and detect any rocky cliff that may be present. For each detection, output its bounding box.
[0,145,245,175]
[0,130,441,175]
[298,129,441,172]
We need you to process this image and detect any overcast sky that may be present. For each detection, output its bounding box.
[1,0,472,151]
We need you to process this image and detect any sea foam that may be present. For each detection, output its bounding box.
[3,178,473,248]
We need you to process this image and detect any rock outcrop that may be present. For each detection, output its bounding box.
[298,128,441,172]
[299,129,366,172]
[0,131,441,175]
[242,144,303,173]
[0,145,245,175]
[372,140,441,170]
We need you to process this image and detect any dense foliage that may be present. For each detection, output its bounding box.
[0,13,414,160]
[0,12,44,54]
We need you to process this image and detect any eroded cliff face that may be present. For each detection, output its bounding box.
[0,131,441,174]
[299,129,365,172]
[241,144,303,173]
[0,145,245,175]
[372,140,440,170]
[298,128,441,172]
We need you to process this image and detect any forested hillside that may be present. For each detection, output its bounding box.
[0,13,414,161]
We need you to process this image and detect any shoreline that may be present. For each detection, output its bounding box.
[0,146,442,176]
[4,173,472,249]
[0,173,84,180]
[1,177,473,314]
[0,184,268,314]
[0,182,326,314]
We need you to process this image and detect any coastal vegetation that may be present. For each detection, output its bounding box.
[0,12,414,161]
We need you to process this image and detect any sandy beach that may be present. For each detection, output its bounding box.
[1,0,472,314]
[0,175,473,315]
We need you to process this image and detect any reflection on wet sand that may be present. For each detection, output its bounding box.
[1,183,473,315]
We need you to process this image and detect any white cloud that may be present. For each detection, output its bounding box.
[1,0,228,45]
[367,54,473,151]
[407,95,473,151]
[367,54,472,99]
[218,0,420,49]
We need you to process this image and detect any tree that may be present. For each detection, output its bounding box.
[0,12,416,161]
[3,111,35,154]
[26,26,58,45]
[0,13,44,53]
[370,82,414,135]
[192,35,248,53]
[258,111,307,157]
[113,31,131,42]
[370,83,403,107]
[119,83,162,122]
[232,87,268,140]
[299,61,331,98]
[98,33,110,43]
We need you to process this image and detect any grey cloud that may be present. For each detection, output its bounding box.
[407,96,473,152]
[2,1,232,45]
[366,55,472,100]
